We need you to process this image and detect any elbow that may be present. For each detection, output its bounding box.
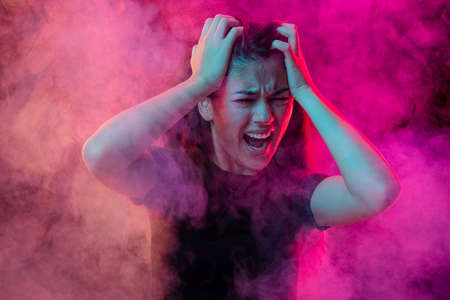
[359,178,401,214]
[377,179,401,213]
[81,138,103,171]
[385,180,401,207]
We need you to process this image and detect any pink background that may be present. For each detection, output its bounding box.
[0,0,448,299]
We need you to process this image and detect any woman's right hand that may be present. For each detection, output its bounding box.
[190,14,243,95]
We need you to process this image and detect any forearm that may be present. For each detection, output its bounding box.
[294,84,400,205]
[82,76,209,172]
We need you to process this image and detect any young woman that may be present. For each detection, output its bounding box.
[82,14,400,300]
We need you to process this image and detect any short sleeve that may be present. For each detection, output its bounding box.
[129,146,181,205]
[304,173,331,231]
[130,146,207,222]
[289,172,331,232]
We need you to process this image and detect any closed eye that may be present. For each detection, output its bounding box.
[272,97,291,101]
[237,97,291,103]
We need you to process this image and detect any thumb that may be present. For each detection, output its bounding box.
[192,44,198,56]
[271,40,296,66]
[271,40,308,89]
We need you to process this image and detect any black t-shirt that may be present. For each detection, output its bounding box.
[132,146,330,300]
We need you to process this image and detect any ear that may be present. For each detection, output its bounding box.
[197,97,214,122]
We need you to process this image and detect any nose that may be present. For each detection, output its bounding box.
[252,98,274,125]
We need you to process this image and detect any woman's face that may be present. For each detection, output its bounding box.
[200,55,294,175]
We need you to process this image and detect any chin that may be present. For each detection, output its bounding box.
[245,156,271,173]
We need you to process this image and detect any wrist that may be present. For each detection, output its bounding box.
[293,84,313,100]
[186,75,217,99]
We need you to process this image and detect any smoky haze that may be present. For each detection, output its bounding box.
[0,0,448,299]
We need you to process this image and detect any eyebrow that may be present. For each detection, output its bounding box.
[233,87,290,96]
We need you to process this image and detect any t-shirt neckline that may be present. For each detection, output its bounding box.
[209,159,268,179]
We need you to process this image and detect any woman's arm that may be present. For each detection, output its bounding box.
[272,23,400,226]
[82,14,243,174]
[82,15,243,200]
[297,85,400,222]
[81,77,210,199]
[82,77,209,175]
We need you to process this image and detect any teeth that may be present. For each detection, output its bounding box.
[246,132,272,139]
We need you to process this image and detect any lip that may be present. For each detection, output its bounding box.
[245,128,275,135]
[243,132,275,155]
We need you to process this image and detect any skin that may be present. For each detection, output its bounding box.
[198,55,294,176]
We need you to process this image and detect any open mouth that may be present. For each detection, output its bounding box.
[243,132,274,151]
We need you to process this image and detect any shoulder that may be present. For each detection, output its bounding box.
[287,168,329,193]
[131,146,208,222]
[285,168,331,231]
[147,146,202,182]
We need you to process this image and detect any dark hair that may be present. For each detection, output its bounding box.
[163,18,316,177]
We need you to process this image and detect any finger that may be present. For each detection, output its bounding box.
[276,26,300,56]
[272,39,311,87]
[271,40,299,75]
[223,26,244,47]
[222,26,243,63]
[199,18,212,41]
[209,14,224,37]
[271,40,295,61]
[215,16,240,38]
[281,22,296,28]
[192,44,198,56]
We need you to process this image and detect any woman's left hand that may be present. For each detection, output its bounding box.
[271,23,314,96]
